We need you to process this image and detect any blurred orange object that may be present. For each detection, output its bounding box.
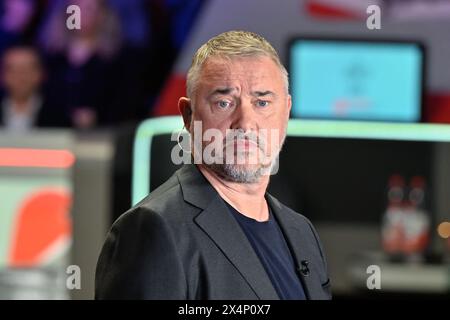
[8,189,72,267]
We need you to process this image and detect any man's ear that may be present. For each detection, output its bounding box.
[286,94,292,119]
[178,97,192,131]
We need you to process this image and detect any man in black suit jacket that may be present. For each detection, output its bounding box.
[96,30,331,300]
[0,45,70,131]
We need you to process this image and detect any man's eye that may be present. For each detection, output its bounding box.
[218,100,231,108]
[257,100,270,107]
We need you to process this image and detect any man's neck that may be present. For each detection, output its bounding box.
[8,95,35,114]
[197,164,270,222]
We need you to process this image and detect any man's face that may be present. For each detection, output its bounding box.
[1,49,42,99]
[188,55,291,183]
[73,0,103,36]
[2,0,34,33]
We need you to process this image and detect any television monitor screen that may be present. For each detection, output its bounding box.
[289,38,424,122]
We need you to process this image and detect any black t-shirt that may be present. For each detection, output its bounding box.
[224,201,306,300]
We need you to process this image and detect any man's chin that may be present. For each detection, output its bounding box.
[208,163,269,184]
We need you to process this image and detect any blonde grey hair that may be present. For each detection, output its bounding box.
[186,30,289,100]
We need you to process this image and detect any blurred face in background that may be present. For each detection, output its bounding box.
[186,55,291,183]
[1,0,35,33]
[1,48,43,100]
[72,0,105,37]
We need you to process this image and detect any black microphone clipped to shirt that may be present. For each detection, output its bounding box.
[297,260,310,277]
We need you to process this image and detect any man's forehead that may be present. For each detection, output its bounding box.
[4,49,39,64]
[201,55,275,72]
[198,56,280,88]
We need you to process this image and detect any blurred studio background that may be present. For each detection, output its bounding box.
[1,0,450,299]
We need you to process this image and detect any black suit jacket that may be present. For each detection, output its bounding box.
[95,164,331,300]
[0,95,71,128]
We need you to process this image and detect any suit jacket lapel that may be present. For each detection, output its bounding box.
[195,196,280,300]
[177,165,279,300]
[266,194,326,300]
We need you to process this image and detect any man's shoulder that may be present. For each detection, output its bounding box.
[115,169,196,229]
[135,172,182,210]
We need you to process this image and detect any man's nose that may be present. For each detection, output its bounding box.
[230,101,257,132]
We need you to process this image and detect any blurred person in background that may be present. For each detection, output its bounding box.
[36,0,208,130]
[39,0,125,129]
[106,0,208,121]
[0,0,48,55]
[0,45,69,132]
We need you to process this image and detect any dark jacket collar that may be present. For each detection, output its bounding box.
[177,165,278,299]
[176,164,323,300]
